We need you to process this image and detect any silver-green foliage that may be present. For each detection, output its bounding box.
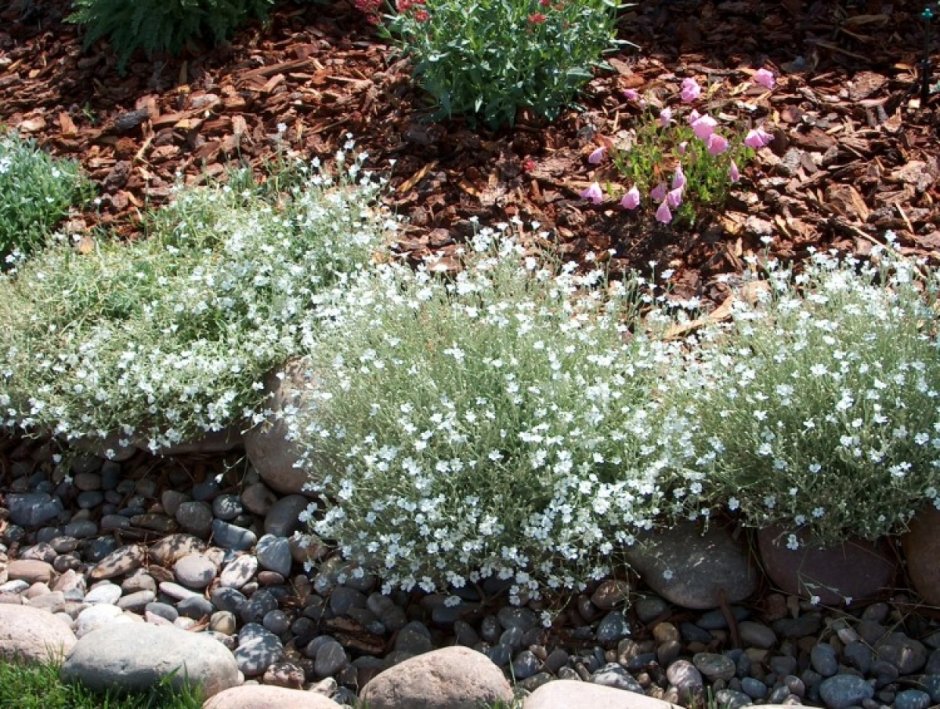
[0,131,93,269]
[0,152,391,452]
[67,0,275,71]
[662,242,940,544]
[293,229,687,601]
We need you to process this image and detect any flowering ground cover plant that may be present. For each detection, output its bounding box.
[384,0,625,128]
[292,228,693,601]
[0,149,392,452]
[0,130,94,270]
[660,240,940,545]
[581,73,776,226]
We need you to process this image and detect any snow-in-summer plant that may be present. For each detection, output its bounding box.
[383,0,625,128]
[660,239,940,545]
[581,72,776,225]
[0,130,93,269]
[0,147,393,453]
[290,226,697,602]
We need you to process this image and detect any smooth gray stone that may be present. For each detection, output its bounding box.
[591,662,643,692]
[314,638,347,677]
[263,495,309,538]
[175,502,213,537]
[211,587,248,615]
[117,590,154,612]
[596,611,631,643]
[145,602,178,623]
[177,596,214,620]
[393,621,433,655]
[895,689,932,709]
[234,623,283,677]
[497,606,538,632]
[211,519,256,551]
[818,674,875,708]
[255,535,292,577]
[240,589,277,624]
[212,495,243,521]
[811,643,839,677]
[63,520,98,539]
[8,493,64,528]
[511,650,541,680]
[60,623,239,696]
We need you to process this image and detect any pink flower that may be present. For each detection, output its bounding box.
[659,108,673,127]
[729,160,740,183]
[623,89,640,101]
[687,109,700,124]
[691,114,717,140]
[706,133,729,155]
[753,68,776,90]
[587,146,607,165]
[650,182,667,202]
[744,126,774,149]
[655,200,673,224]
[620,186,641,210]
[677,141,688,155]
[680,77,701,103]
[671,164,685,190]
[667,187,683,208]
[580,181,604,204]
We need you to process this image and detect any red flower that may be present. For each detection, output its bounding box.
[528,12,547,24]
[523,158,536,173]
[396,0,412,11]
[539,0,551,5]
[414,8,430,21]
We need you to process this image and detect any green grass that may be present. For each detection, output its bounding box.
[0,658,203,709]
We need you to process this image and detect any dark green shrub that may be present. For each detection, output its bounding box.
[67,0,275,71]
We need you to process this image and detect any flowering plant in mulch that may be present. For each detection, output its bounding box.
[580,70,777,226]
[383,0,625,128]
[657,239,940,546]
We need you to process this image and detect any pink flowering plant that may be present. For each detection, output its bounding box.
[587,72,776,225]
[382,0,625,128]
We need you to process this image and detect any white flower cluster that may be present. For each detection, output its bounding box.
[659,242,940,543]
[290,228,694,601]
[0,153,391,451]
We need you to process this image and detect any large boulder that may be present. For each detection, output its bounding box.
[61,623,240,697]
[757,526,896,605]
[203,685,341,708]
[624,520,758,610]
[902,505,940,606]
[0,605,77,663]
[359,646,512,709]
[243,359,318,495]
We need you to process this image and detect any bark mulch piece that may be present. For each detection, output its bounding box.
[0,0,937,304]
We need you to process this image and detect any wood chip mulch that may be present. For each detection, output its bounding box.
[1,0,938,305]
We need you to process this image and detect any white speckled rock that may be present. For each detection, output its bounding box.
[360,646,512,709]
[61,623,239,697]
[0,605,77,663]
[203,684,342,708]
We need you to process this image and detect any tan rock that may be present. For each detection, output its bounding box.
[524,680,681,709]
[902,505,940,606]
[7,559,54,585]
[360,646,512,709]
[0,604,77,663]
[149,535,207,567]
[203,685,342,708]
[243,359,318,495]
[89,545,145,581]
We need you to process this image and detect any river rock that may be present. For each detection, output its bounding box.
[264,494,310,538]
[88,545,144,581]
[7,493,64,528]
[361,646,512,708]
[256,535,292,577]
[149,534,206,566]
[624,520,757,609]
[525,679,681,708]
[0,604,76,663]
[61,622,240,697]
[818,674,875,708]
[758,526,896,605]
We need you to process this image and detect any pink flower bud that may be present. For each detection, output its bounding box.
[691,114,717,141]
[650,182,667,202]
[655,200,673,224]
[671,164,685,190]
[745,126,774,149]
[579,181,604,205]
[667,186,684,208]
[753,68,775,90]
[620,186,641,210]
[659,108,673,127]
[587,146,607,165]
[729,160,740,183]
[687,109,700,124]
[623,89,640,101]
[680,77,701,103]
[706,133,729,155]
[677,141,688,155]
